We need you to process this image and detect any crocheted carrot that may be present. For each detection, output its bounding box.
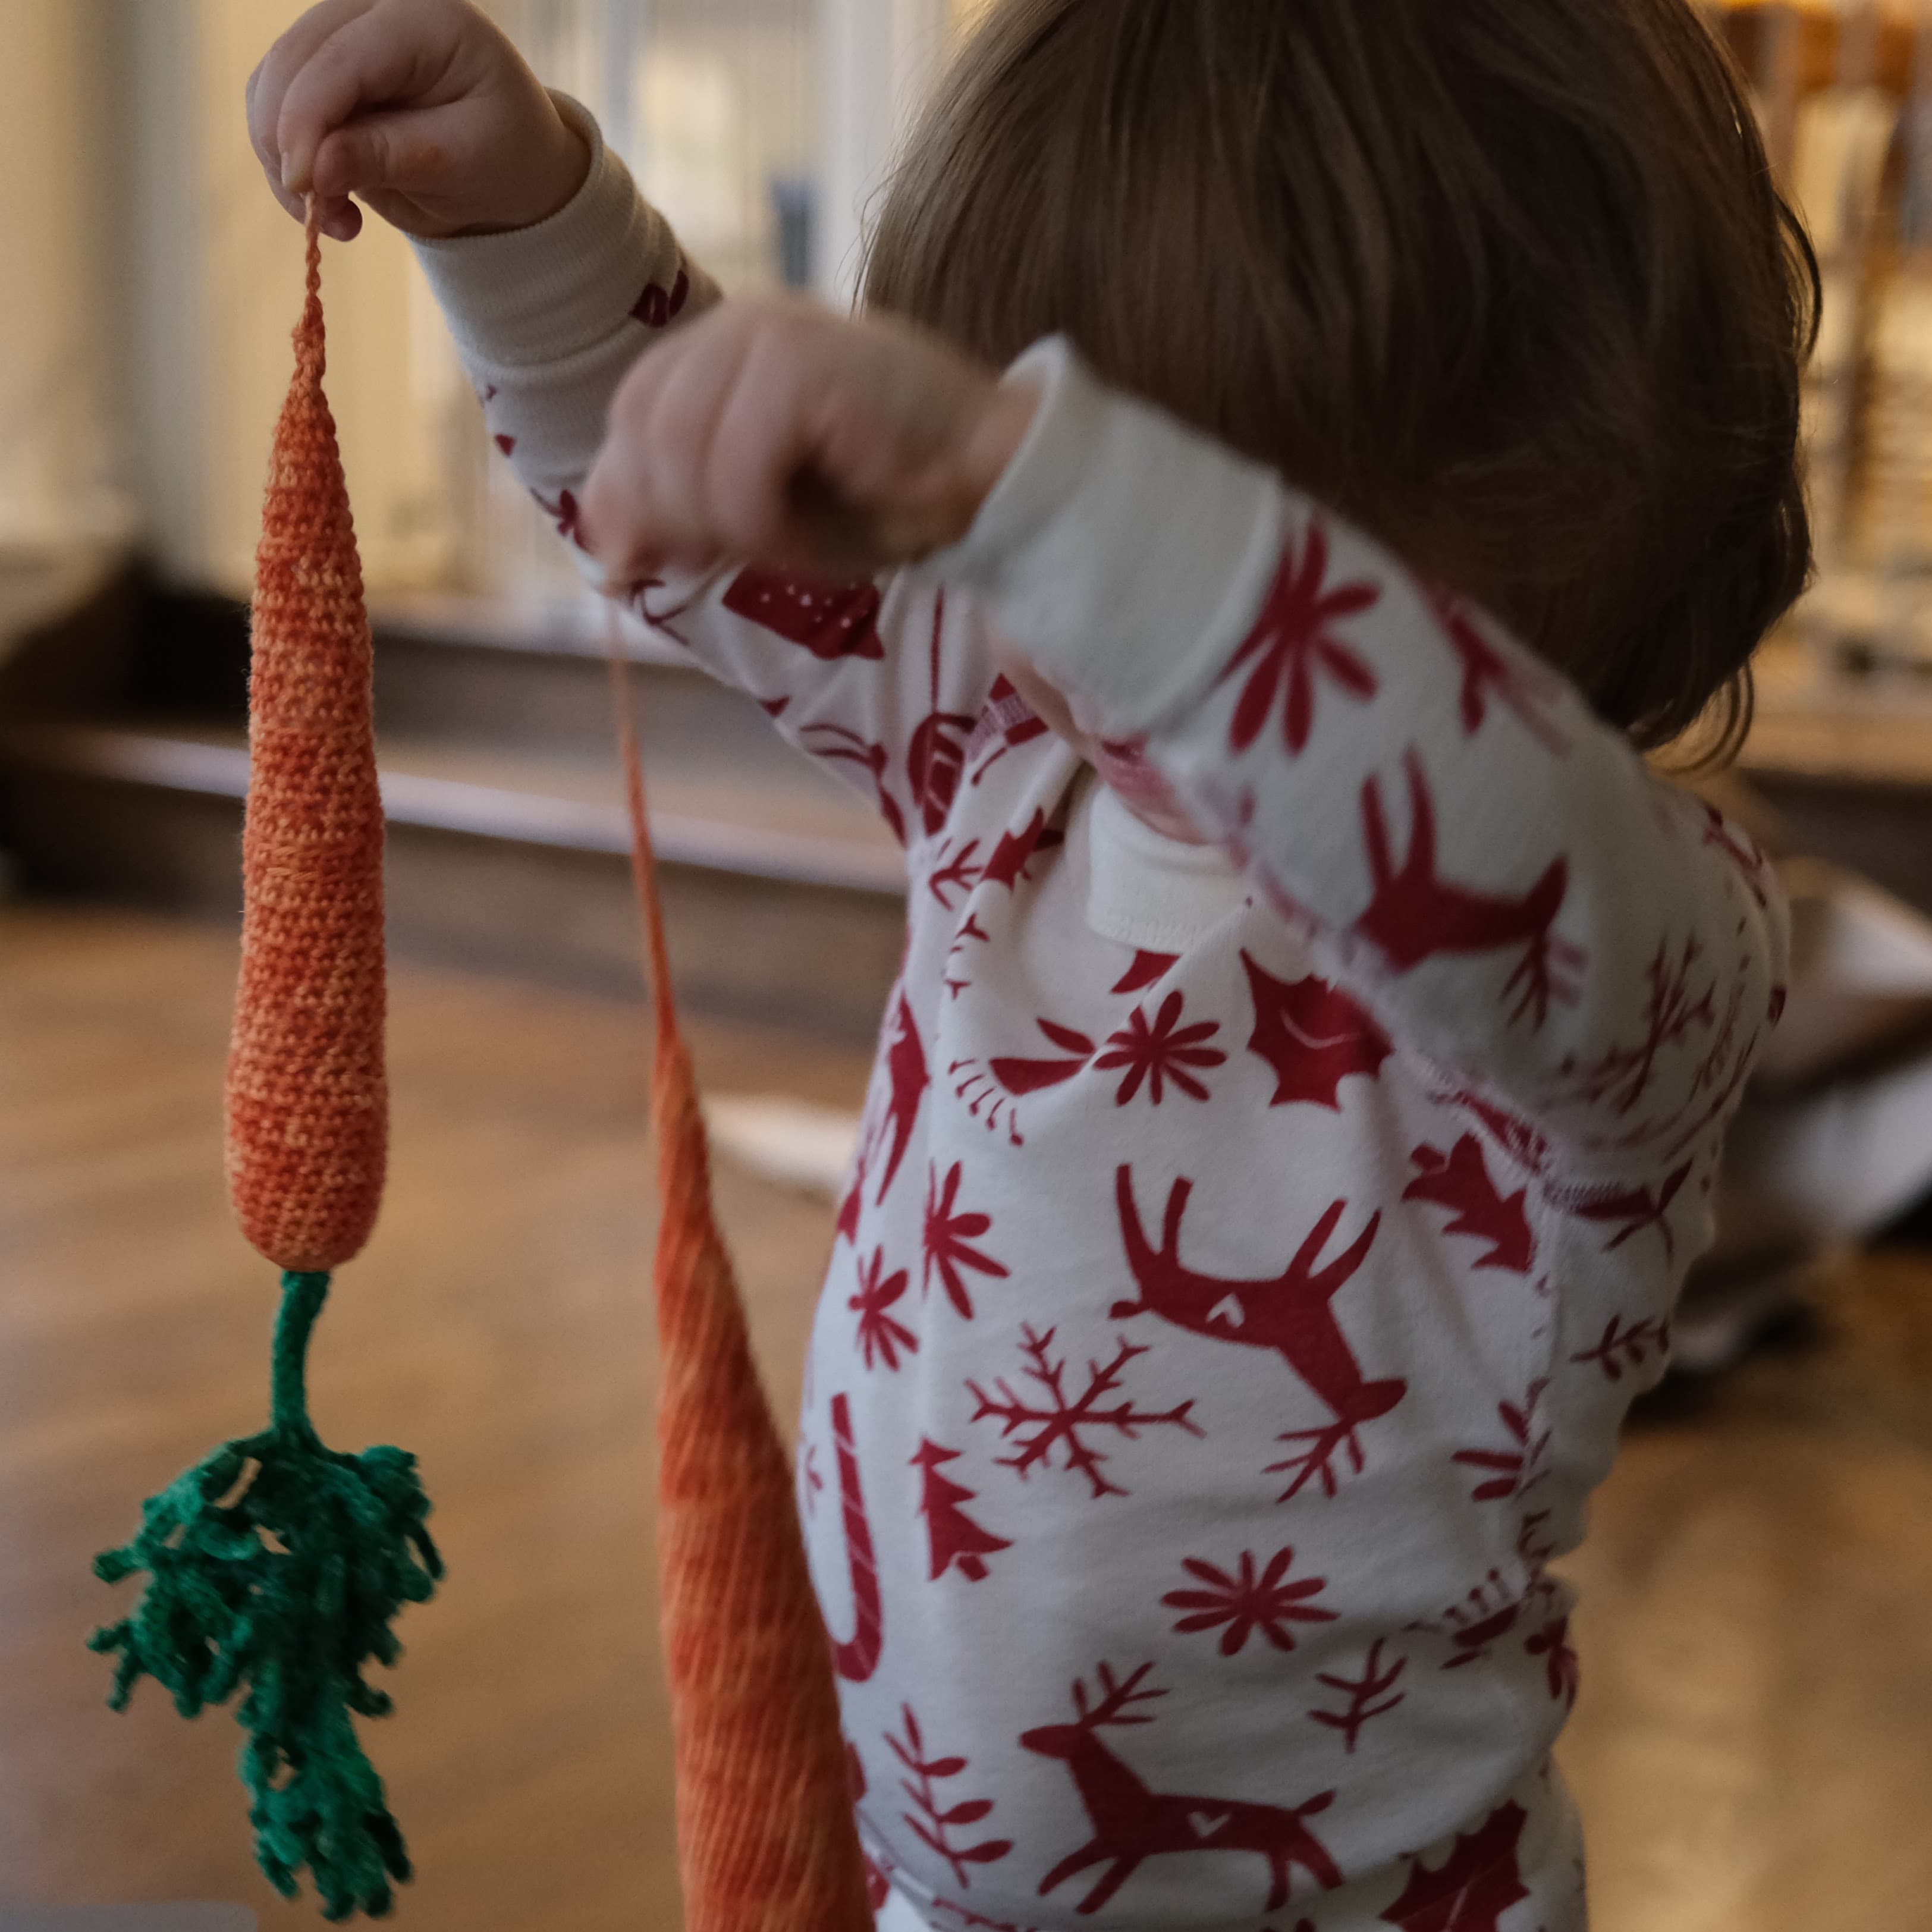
[90,211,439,1922]
[608,646,875,1932]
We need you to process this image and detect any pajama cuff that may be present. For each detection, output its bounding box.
[409,92,658,368]
[928,335,1290,737]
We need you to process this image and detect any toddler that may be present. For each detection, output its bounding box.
[250,2,1813,1926]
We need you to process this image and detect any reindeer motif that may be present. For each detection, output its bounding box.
[1353,749,1583,1028]
[1020,1663,1343,1915]
[1113,1167,1405,1497]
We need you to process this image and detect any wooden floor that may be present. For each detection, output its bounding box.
[3,905,1929,1931]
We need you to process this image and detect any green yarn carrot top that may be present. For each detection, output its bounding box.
[88,213,440,1921]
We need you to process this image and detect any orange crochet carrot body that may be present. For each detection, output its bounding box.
[92,214,437,1924]
[610,648,875,1932]
[227,224,387,1273]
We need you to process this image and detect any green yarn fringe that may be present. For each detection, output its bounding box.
[89,1270,442,1921]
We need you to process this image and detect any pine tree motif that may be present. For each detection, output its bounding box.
[911,1440,1013,1582]
[1308,1639,1409,1752]
[887,1704,1014,1889]
[1450,1382,1551,1504]
[1568,1312,1672,1382]
[1095,991,1228,1105]
[922,1163,1010,1319]
[850,1247,918,1371]
[1162,1547,1336,1655]
[967,1326,1202,1500]
[1221,521,1381,755]
[1401,1138,1534,1274]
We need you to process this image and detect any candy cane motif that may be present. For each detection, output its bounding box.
[830,1394,884,1682]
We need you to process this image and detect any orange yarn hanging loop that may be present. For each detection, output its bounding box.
[609,642,875,1932]
[90,211,439,1924]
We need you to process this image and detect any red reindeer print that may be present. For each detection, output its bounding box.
[800,721,909,844]
[1424,583,1570,753]
[1553,1161,1692,1262]
[1402,1138,1534,1274]
[1378,1799,1530,1932]
[828,1394,884,1681]
[532,485,590,551]
[1113,950,1179,995]
[1309,1639,1408,1752]
[1353,751,1583,1029]
[1021,1663,1345,1916]
[1242,956,1393,1110]
[1222,522,1381,755]
[967,1325,1202,1500]
[1452,1382,1551,1504]
[1568,1311,1671,1382]
[630,265,691,328]
[1095,992,1227,1105]
[1526,1613,1579,1707]
[721,567,885,659]
[888,1704,1014,1889]
[912,1440,1012,1582]
[850,1247,918,1371]
[1113,1169,1405,1501]
[1162,1547,1336,1655]
[873,994,929,1204]
[923,1162,1010,1318]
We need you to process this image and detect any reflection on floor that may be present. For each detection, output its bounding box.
[2,906,1927,1931]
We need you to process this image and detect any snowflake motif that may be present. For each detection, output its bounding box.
[1163,1547,1337,1655]
[922,1162,1010,1320]
[1094,991,1228,1105]
[1221,521,1381,755]
[849,1247,918,1371]
[967,1325,1202,1500]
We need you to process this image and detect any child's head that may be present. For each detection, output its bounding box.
[864,0,1817,755]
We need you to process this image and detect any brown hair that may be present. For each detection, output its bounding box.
[862,0,1818,756]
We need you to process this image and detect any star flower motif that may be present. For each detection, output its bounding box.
[1163,1547,1337,1655]
[849,1246,918,1371]
[1221,521,1380,754]
[1095,991,1227,1105]
[922,1162,1010,1320]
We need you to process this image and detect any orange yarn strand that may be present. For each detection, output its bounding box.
[608,636,875,1932]
[227,209,388,1273]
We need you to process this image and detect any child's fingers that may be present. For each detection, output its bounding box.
[705,327,843,563]
[277,3,455,196]
[310,102,457,204]
[247,0,376,208]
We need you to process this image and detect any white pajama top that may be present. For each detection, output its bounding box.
[413,105,1790,1932]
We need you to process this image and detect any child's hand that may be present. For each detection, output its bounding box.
[248,0,589,243]
[581,300,1038,585]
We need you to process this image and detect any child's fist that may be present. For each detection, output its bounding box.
[248,0,589,243]
[581,300,1038,585]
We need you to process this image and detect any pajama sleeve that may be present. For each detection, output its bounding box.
[409,95,999,853]
[929,337,1792,1174]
